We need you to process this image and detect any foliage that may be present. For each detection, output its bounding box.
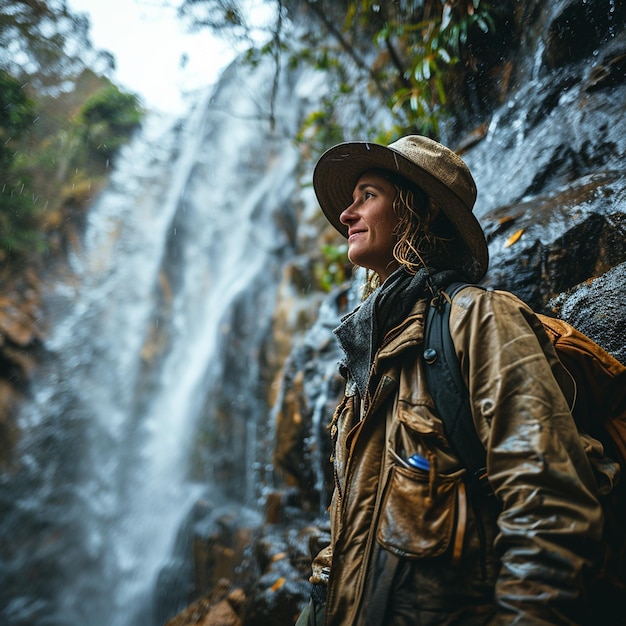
[1,74,143,262]
[303,0,498,140]
[179,0,278,47]
[0,71,35,171]
[315,243,350,292]
[0,178,44,259]
[0,0,144,264]
[0,0,111,88]
[384,1,495,135]
[79,85,143,164]
[0,71,41,258]
[180,0,504,152]
[179,0,251,40]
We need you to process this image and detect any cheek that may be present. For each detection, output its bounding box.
[386,217,400,244]
[374,207,397,235]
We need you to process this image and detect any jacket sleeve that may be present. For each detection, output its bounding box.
[449,287,603,625]
[310,544,332,585]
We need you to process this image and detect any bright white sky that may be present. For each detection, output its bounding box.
[66,0,236,114]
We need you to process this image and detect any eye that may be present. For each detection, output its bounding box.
[364,190,375,200]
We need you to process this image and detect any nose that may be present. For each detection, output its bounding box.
[339,199,357,225]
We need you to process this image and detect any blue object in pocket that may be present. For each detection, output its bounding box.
[407,454,430,470]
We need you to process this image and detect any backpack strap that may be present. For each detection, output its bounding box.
[423,282,491,494]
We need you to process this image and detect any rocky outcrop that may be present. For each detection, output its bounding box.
[0,268,45,465]
[479,172,626,355]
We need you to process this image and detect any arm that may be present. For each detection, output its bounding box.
[450,287,603,624]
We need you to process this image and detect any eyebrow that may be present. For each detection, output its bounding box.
[354,181,386,196]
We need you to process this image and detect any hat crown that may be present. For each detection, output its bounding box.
[386,135,477,211]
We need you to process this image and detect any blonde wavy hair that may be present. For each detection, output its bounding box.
[362,170,456,297]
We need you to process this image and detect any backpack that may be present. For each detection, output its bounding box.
[423,282,626,615]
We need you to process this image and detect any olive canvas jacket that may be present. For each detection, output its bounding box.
[313,286,603,626]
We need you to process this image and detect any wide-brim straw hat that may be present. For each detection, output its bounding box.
[313,135,489,282]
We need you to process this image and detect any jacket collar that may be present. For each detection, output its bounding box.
[377,298,428,362]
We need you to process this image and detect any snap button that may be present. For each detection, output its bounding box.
[423,347,437,364]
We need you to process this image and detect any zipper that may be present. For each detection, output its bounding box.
[351,425,392,625]
[339,376,396,624]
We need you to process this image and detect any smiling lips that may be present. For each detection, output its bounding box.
[348,228,366,239]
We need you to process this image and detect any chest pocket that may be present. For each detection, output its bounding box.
[377,355,468,563]
[377,461,466,561]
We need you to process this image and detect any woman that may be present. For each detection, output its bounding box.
[298,135,603,625]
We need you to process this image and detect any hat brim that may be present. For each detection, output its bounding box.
[313,141,489,282]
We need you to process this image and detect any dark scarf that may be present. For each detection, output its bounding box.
[333,267,458,399]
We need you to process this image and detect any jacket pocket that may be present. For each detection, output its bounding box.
[376,461,466,560]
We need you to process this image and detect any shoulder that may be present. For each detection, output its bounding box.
[448,285,549,358]
[451,285,527,310]
[450,285,535,326]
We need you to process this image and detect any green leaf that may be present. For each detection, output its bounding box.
[423,58,431,80]
[438,48,451,64]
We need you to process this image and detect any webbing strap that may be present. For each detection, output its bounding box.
[423,282,491,493]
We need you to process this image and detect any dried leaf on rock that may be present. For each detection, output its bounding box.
[504,228,525,248]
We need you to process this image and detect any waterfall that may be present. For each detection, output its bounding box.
[0,53,308,626]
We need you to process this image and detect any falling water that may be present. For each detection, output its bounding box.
[0,53,307,626]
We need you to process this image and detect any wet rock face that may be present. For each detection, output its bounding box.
[481,172,626,317]
[543,0,626,70]
[454,2,626,364]
[548,262,626,365]
[272,285,354,514]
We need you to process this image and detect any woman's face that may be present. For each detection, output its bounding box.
[339,170,400,281]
